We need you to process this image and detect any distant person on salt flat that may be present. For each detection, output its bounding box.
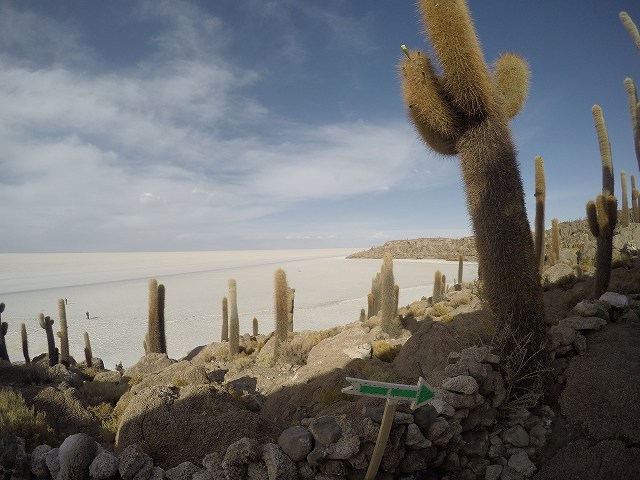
[86,312,90,320]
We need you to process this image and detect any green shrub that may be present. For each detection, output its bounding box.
[429,302,451,317]
[0,389,57,450]
[372,341,402,363]
[87,402,119,443]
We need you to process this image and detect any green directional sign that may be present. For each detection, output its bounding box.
[342,376,435,410]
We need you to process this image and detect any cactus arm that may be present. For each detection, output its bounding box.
[586,200,599,237]
[418,0,498,118]
[21,323,30,364]
[493,53,530,119]
[620,12,640,52]
[621,171,630,227]
[592,105,614,196]
[624,78,640,172]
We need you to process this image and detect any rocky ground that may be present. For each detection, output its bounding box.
[1,222,640,479]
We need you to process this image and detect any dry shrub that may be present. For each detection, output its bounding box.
[441,314,454,323]
[318,387,346,408]
[372,341,402,363]
[81,380,129,406]
[428,302,451,317]
[354,361,395,383]
[0,389,58,450]
[449,294,472,309]
[87,402,118,443]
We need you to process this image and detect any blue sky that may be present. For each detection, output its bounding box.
[1,0,639,252]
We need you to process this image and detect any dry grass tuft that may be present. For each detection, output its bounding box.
[372,341,402,363]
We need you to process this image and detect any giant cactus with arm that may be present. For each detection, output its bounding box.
[399,0,546,396]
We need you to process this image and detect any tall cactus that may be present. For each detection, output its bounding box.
[623,78,640,173]
[533,156,546,273]
[252,317,258,337]
[366,293,375,320]
[57,299,69,366]
[621,170,630,227]
[0,303,8,362]
[274,269,289,358]
[400,1,545,372]
[457,253,464,286]
[228,279,239,357]
[38,313,58,366]
[146,279,166,354]
[21,322,30,364]
[632,175,640,222]
[84,332,93,368]
[551,218,560,266]
[587,194,618,298]
[380,254,401,337]
[371,273,381,316]
[221,297,229,342]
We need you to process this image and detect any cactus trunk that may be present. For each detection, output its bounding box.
[274,269,289,358]
[380,254,401,336]
[621,171,630,227]
[84,331,93,368]
[228,279,239,356]
[39,313,58,366]
[57,299,70,366]
[221,297,229,342]
[534,156,546,273]
[147,279,163,354]
[252,317,258,337]
[21,323,30,364]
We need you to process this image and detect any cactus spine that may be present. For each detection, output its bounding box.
[380,254,401,336]
[432,270,443,303]
[252,317,258,337]
[0,303,8,362]
[274,269,289,358]
[39,313,58,366]
[624,78,640,173]
[21,322,30,364]
[57,298,69,366]
[221,297,229,342]
[621,170,630,227]
[587,194,618,298]
[400,0,546,373]
[551,218,560,266]
[228,279,239,356]
[534,156,546,273]
[84,332,93,368]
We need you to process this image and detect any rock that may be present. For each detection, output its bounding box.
[303,325,373,373]
[400,450,429,473]
[308,416,342,446]
[362,407,412,424]
[599,292,629,310]
[444,452,461,471]
[123,353,175,379]
[277,427,313,462]
[149,466,166,479]
[261,443,297,480]
[193,470,214,480]
[439,389,484,409]
[341,343,372,360]
[89,451,119,479]
[427,417,449,440]
[460,345,493,363]
[486,464,503,480]
[57,433,99,480]
[413,404,439,431]
[381,425,406,472]
[621,309,640,323]
[201,452,225,479]
[30,444,52,479]
[166,462,201,480]
[324,415,360,460]
[433,420,462,447]
[93,370,123,384]
[507,451,536,476]
[462,402,497,432]
[116,384,279,469]
[49,364,83,387]
[549,325,576,349]
[461,428,490,458]
[118,444,154,480]
[559,316,606,331]
[573,333,587,355]
[528,424,548,450]
[491,371,507,408]
[45,447,60,479]
[319,459,347,476]
[247,462,268,480]
[427,398,455,417]
[543,263,575,287]
[442,375,480,395]
[571,300,609,321]
[502,426,529,448]
[500,465,524,480]
[404,423,431,448]
[223,437,261,466]
[0,435,28,478]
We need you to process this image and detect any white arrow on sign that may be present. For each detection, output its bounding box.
[342,376,435,410]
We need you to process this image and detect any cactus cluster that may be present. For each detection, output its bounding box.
[400,0,545,374]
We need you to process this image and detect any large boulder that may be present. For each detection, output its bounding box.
[115,384,280,469]
[56,433,99,480]
[122,353,175,380]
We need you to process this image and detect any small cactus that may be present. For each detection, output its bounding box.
[551,218,560,266]
[534,156,546,273]
[432,270,443,303]
[221,297,229,342]
[587,194,618,298]
[274,269,289,358]
[228,279,239,357]
[252,317,258,337]
[21,323,30,364]
[84,332,93,368]
[38,313,58,366]
[57,299,69,366]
